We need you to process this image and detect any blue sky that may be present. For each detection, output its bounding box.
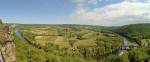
[0,0,150,26]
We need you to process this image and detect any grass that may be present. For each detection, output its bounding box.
[55,42,70,48]
[54,36,70,48]
[83,32,98,40]
[31,27,58,35]
[68,30,105,48]
[108,34,116,37]
[54,36,63,43]
[82,30,104,40]
[74,40,96,48]
[35,36,71,48]
[35,36,57,45]
[32,30,58,35]
[32,27,71,47]
[79,30,89,34]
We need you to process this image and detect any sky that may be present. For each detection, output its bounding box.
[0,0,150,26]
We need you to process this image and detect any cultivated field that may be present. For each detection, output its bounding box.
[19,25,118,49]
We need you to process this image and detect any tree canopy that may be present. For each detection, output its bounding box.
[0,19,2,24]
[114,23,150,45]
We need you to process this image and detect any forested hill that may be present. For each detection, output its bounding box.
[116,23,150,35]
[115,23,150,45]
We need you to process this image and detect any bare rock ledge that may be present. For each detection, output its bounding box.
[0,24,16,62]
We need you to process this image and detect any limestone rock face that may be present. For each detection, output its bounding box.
[0,24,16,62]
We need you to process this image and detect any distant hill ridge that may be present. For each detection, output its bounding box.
[117,23,150,35]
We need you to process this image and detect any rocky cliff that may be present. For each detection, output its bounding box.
[0,24,16,62]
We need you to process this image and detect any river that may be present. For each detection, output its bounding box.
[14,29,27,42]
[115,36,139,56]
[14,29,139,57]
[14,29,34,46]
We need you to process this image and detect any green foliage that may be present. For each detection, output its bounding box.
[97,47,105,55]
[148,42,150,46]
[106,55,116,62]
[0,19,2,24]
[100,30,113,34]
[146,39,149,42]
[103,33,110,37]
[116,23,150,35]
[105,47,150,62]
[45,53,61,62]
[14,24,125,62]
[128,50,148,62]
[115,23,150,45]
[58,31,64,36]
[76,33,84,40]
[71,27,81,31]
[44,43,55,52]
[56,45,60,50]
[14,33,46,62]
[20,30,37,41]
[115,55,130,62]
[14,32,92,62]
[68,40,77,47]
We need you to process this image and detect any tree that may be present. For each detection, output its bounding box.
[97,47,105,55]
[56,45,60,50]
[104,43,112,52]
[106,55,116,62]
[146,39,149,43]
[57,31,63,36]
[69,40,77,47]
[148,42,150,46]
[76,33,83,40]
[0,19,2,24]
[128,50,147,62]
[103,33,110,37]
[129,43,134,49]
[115,56,129,62]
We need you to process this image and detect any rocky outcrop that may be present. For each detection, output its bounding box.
[0,24,16,62]
[0,25,9,34]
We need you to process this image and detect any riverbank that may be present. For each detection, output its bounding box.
[14,29,42,49]
[118,34,140,46]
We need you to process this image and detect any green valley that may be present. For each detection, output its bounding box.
[9,23,150,62]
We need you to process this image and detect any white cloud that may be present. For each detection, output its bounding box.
[73,8,87,15]
[74,0,85,2]
[88,0,98,4]
[125,0,141,2]
[147,0,150,2]
[132,0,138,2]
[77,3,83,7]
[105,0,111,1]
[99,0,111,3]
[68,1,150,26]
[99,0,102,2]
